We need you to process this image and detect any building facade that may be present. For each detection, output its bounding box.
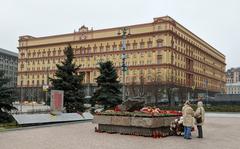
[226,82,240,94]
[226,67,240,83]
[226,67,240,95]
[17,16,226,101]
[0,48,18,87]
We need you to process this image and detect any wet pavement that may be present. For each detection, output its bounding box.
[0,113,240,149]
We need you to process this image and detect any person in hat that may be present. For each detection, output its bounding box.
[182,100,194,139]
[195,101,205,138]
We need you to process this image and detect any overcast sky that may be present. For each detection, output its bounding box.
[0,0,239,69]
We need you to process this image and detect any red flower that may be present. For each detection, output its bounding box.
[114,105,121,112]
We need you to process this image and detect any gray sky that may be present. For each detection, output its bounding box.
[0,0,239,69]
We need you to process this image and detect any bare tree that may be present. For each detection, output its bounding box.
[127,76,146,98]
[165,75,177,106]
[177,86,187,105]
[138,75,146,97]
[147,73,164,105]
[129,77,137,97]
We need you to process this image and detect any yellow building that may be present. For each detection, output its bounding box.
[17,16,226,101]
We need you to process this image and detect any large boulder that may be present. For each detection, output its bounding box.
[119,99,144,112]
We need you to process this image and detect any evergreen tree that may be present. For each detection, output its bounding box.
[0,71,17,123]
[92,61,122,109]
[49,45,85,112]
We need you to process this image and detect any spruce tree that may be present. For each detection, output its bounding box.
[0,71,17,123]
[92,61,122,109]
[49,45,85,112]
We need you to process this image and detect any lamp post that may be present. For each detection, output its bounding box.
[43,67,49,104]
[192,85,195,99]
[20,81,23,113]
[205,79,208,105]
[118,27,130,101]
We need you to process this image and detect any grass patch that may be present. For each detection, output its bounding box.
[203,105,240,112]
[0,122,18,131]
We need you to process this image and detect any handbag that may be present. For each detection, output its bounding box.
[195,108,202,123]
[196,116,202,123]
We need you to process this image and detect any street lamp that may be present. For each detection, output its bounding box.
[117,27,131,101]
[20,81,23,113]
[42,67,50,104]
[205,79,208,105]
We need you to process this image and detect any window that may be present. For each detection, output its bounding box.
[47,51,51,56]
[148,76,151,81]
[157,40,163,47]
[106,45,110,51]
[112,45,117,51]
[148,52,152,57]
[93,45,97,53]
[133,43,137,49]
[147,41,152,48]
[126,43,130,50]
[119,44,122,50]
[133,54,136,58]
[148,69,151,74]
[58,50,61,55]
[100,46,103,52]
[133,70,136,75]
[157,55,162,64]
[87,46,91,53]
[53,50,56,56]
[140,42,145,49]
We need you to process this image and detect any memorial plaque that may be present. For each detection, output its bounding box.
[51,90,64,115]
[13,113,84,125]
[82,112,94,120]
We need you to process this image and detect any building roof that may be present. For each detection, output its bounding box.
[18,16,225,60]
[227,67,240,72]
[0,48,18,57]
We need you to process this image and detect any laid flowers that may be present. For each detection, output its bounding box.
[140,107,182,116]
[96,106,182,117]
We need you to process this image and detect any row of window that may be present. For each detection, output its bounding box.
[174,37,224,71]
[0,64,18,70]
[22,51,154,65]
[19,39,164,59]
[174,29,223,63]
[226,87,240,94]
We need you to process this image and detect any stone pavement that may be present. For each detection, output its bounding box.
[0,114,240,149]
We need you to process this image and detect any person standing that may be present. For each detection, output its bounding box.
[182,100,194,139]
[182,100,188,138]
[195,101,205,138]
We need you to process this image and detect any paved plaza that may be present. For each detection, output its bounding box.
[0,114,240,149]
